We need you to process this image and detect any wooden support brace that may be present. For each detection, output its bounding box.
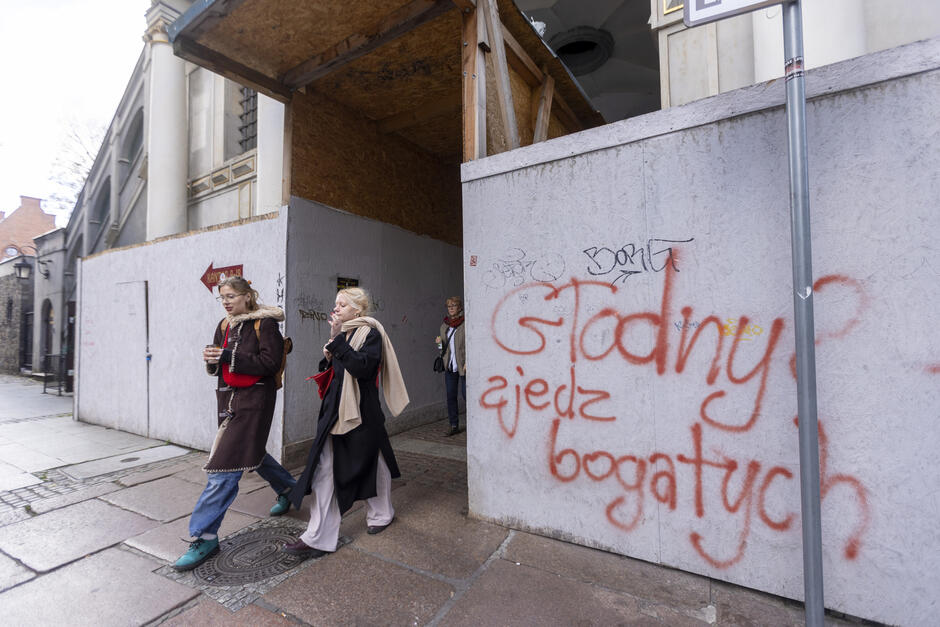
[461,7,487,161]
[532,68,554,143]
[499,24,582,133]
[479,0,519,150]
[173,37,291,102]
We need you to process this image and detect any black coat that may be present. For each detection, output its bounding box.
[204,311,284,472]
[288,328,401,513]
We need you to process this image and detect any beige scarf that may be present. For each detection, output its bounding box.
[332,316,410,435]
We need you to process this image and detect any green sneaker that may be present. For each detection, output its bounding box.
[172,537,219,571]
[270,494,290,517]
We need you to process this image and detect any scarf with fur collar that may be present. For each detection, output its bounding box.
[224,305,285,328]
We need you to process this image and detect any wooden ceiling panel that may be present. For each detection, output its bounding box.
[310,10,462,122]
[199,0,418,78]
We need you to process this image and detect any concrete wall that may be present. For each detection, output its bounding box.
[460,40,940,625]
[281,197,463,466]
[78,214,287,455]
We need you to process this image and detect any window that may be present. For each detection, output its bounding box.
[238,87,257,153]
[91,179,110,225]
[189,69,258,177]
[5,299,12,322]
[123,109,144,163]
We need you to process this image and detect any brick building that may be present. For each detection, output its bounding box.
[0,196,56,261]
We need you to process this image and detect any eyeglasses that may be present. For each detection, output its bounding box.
[216,294,245,302]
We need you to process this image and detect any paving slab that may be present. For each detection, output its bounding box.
[172,461,213,485]
[442,558,704,627]
[711,579,812,626]
[0,375,72,421]
[125,510,259,563]
[0,442,64,472]
[0,552,34,592]
[339,482,509,580]
[0,547,199,625]
[28,481,122,515]
[262,545,454,625]
[0,498,160,572]
[0,461,41,491]
[117,458,204,487]
[0,508,32,528]
[503,530,715,621]
[60,444,189,480]
[100,475,206,522]
[160,598,296,626]
[391,435,469,462]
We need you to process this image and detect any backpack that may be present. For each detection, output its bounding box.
[219,319,292,390]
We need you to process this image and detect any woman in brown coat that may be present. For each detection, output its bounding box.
[172,276,296,571]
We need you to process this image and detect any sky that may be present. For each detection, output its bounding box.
[0,0,152,226]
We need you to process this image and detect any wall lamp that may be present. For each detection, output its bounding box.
[13,244,51,279]
[14,259,32,280]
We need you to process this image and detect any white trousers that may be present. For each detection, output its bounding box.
[300,436,394,551]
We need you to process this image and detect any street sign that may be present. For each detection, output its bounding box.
[200,262,244,292]
[684,0,782,27]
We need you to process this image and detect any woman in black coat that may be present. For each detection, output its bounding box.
[283,287,409,559]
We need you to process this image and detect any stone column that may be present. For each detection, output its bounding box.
[144,10,188,240]
[256,95,286,215]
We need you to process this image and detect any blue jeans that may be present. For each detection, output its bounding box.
[188,453,296,538]
[444,370,466,427]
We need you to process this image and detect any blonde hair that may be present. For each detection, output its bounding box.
[446,296,463,309]
[218,276,259,311]
[338,287,372,317]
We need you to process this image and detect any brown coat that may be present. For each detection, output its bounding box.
[203,306,285,473]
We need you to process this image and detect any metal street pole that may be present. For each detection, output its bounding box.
[781,2,825,624]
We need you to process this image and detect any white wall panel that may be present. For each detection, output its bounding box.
[461,45,940,624]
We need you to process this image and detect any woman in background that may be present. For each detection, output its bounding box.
[437,296,466,436]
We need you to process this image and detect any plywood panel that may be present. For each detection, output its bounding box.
[485,54,536,155]
[290,90,460,245]
[201,0,418,78]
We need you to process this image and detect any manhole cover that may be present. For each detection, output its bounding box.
[193,526,306,586]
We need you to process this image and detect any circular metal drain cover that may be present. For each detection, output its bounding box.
[194,527,305,586]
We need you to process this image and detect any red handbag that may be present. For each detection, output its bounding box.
[307,367,334,399]
[221,324,262,388]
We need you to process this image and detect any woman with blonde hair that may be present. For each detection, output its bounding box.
[173,275,296,571]
[283,287,409,559]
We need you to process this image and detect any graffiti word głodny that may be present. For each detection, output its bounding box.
[479,267,870,569]
[583,237,694,285]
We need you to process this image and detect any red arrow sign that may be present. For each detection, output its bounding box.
[200,262,244,293]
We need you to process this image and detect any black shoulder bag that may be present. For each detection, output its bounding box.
[433,330,452,373]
